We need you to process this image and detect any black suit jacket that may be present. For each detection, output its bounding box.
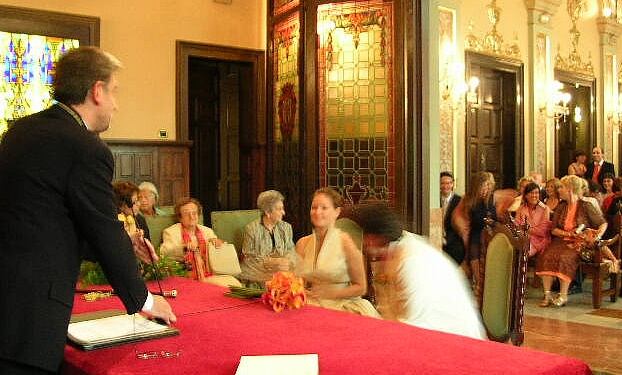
[443,194,465,264]
[0,105,148,371]
[585,161,616,186]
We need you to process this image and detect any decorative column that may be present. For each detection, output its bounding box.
[596,14,622,163]
[524,0,563,179]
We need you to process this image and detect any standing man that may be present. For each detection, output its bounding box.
[585,146,615,187]
[440,172,464,264]
[0,47,176,374]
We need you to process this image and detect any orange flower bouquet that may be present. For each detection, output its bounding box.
[262,271,306,312]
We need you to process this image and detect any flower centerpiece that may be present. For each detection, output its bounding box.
[262,271,306,312]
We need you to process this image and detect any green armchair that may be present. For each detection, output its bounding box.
[480,221,529,346]
[210,209,262,257]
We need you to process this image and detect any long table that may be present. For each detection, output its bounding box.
[63,277,591,374]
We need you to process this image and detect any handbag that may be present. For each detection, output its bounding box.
[208,243,242,276]
[578,244,595,263]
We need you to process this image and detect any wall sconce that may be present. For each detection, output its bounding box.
[539,80,571,129]
[440,42,468,109]
[466,76,480,108]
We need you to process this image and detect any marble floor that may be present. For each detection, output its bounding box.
[522,284,622,374]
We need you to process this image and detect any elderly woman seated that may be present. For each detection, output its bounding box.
[239,190,296,287]
[536,175,607,307]
[295,187,379,317]
[160,197,241,287]
[138,181,166,217]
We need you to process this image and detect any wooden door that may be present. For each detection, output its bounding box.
[554,75,594,178]
[467,65,517,189]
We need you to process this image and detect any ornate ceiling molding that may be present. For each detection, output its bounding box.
[555,0,594,76]
[465,0,521,60]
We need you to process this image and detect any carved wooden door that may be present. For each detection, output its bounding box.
[467,65,517,189]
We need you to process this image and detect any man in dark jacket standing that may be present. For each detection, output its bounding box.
[0,47,176,374]
[585,146,615,187]
[441,172,465,264]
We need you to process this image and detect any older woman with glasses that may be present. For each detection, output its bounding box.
[138,181,165,217]
[160,197,241,287]
[239,190,296,287]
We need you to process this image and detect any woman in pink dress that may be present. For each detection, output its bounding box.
[515,183,552,257]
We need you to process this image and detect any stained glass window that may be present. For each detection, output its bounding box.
[0,32,78,137]
[317,1,395,203]
[272,12,303,230]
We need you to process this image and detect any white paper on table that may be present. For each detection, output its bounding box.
[235,353,319,375]
[67,313,168,344]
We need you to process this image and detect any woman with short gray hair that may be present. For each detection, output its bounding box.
[240,190,295,286]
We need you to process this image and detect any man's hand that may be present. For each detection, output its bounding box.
[132,234,159,264]
[145,295,177,325]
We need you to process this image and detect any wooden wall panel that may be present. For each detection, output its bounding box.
[107,141,191,206]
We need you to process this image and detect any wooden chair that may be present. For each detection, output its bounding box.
[578,213,622,309]
[480,221,529,346]
[210,209,262,258]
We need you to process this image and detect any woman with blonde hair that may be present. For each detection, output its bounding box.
[536,175,607,307]
[544,178,562,214]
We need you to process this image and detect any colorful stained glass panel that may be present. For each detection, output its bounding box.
[0,31,78,138]
[317,0,394,202]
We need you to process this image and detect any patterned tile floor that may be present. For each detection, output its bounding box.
[523,284,622,374]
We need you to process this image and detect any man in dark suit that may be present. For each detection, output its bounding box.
[585,146,615,187]
[441,172,465,264]
[0,47,176,374]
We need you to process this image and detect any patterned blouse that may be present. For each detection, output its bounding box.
[239,218,296,283]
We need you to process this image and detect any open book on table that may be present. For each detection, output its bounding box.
[67,309,179,350]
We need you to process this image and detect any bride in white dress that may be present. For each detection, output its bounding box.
[295,188,379,317]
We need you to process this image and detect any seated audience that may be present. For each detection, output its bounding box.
[354,203,486,340]
[240,190,296,287]
[295,187,379,317]
[112,181,150,241]
[160,197,241,287]
[529,171,547,201]
[514,182,552,257]
[440,171,465,264]
[582,179,604,215]
[138,181,166,217]
[544,178,562,215]
[567,150,587,177]
[536,175,607,308]
[601,173,617,212]
[508,176,535,214]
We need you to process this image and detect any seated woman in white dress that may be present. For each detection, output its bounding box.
[354,203,487,340]
[160,197,241,287]
[295,187,379,317]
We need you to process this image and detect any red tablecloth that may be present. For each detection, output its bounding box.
[64,277,591,374]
